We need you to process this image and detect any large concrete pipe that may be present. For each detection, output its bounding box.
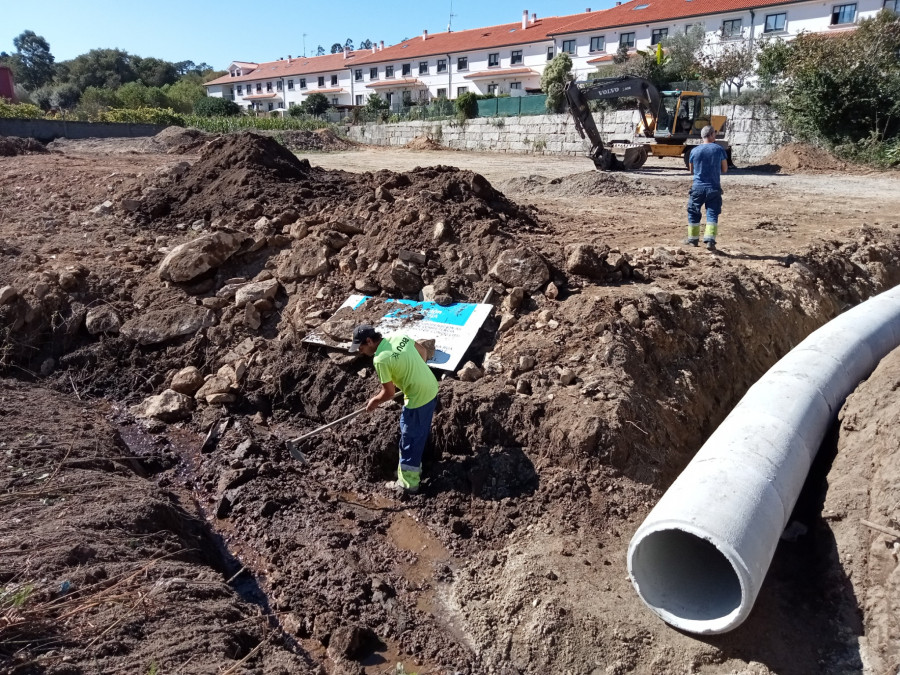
[627,285,900,634]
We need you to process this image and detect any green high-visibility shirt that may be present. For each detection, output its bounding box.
[373,334,438,409]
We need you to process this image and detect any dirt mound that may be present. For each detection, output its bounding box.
[152,126,212,154]
[405,135,445,151]
[0,135,48,157]
[272,128,357,151]
[761,142,848,173]
[499,171,672,198]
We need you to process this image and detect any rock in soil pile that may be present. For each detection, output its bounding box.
[2,131,900,673]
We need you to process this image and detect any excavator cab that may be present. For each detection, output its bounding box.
[654,91,708,138]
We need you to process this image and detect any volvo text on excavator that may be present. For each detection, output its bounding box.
[564,76,731,171]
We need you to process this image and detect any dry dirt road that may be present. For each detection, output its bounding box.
[1,133,899,675]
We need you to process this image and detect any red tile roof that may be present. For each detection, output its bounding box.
[312,88,345,93]
[351,15,577,65]
[365,78,426,89]
[206,51,366,86]
[551,0,803,35]
[463,67,536,79]
[243,93,281,100]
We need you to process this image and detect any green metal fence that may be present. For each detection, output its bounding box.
[475,94,547,117]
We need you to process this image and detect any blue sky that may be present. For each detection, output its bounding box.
[3,0,613,70]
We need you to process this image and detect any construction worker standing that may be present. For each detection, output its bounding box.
[686,125,729,251]
[349,325,438,494]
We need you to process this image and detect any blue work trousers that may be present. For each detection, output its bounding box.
[397,397,437,489]
[687,186,723,225]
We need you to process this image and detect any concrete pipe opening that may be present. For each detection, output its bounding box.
[629,527,745,633]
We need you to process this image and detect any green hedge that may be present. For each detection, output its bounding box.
[0,102,44,119]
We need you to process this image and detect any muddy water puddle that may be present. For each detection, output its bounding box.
[388,511,451,584]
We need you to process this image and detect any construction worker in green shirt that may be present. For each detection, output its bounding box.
[349,325,438,494]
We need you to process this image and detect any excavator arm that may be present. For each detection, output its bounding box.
[564,76,662,170]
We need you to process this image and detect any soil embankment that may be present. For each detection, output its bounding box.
[1,129,899,673]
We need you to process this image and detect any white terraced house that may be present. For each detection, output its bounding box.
[204,0,895,108]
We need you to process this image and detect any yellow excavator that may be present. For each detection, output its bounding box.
[564,76,731,170]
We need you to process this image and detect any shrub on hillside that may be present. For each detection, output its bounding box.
[97,107,185,126]
[0,101,44,119]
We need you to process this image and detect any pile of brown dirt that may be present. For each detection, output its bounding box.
[151,126,213,154]
[761,142,848,173]
[405,135,445,151]
[0,135,48,157]
[271,128,357,151]
[499,171,675,198]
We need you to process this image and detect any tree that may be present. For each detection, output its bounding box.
[663,25,706,84]
[163,78,207,114]
[316,45,325,56]
[359,39,373,50]
[49,83,81,109]
[11,30,55,91]
[58,48,136,90]
[364,92,389,112]
[613,44,630,65]
[193,96,241,116]
[775,12,900,145]
[132,56,178,88]
[78,86,120,116]
[301,92,330,116]
[755,36,793,90]
[330,43,343,54]
[117,81,168,109]
[541,52,573,112]
[696,40,754,95]
[455,91,478,119]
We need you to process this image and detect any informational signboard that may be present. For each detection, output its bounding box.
[303,295,493,372]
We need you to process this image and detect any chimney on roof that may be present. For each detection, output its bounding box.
[371,44,377,54]
[586,7,591,11]
[423,29,428,40]
[379,40,384,51]
[343,46,349,59]
[522,10,528,29]
[531,12,537,23]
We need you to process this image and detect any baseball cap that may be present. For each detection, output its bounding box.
[700,125,715,139]
[348,324,379,352]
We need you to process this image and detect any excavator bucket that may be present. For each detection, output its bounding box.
[622,145,649,170]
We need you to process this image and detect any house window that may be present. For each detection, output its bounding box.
[590,36,605,52]
[685,23,694,33]
[385,65,394,78]
[237,85,243,95]
[331,74,338,85]
[419,61,428,74]
[831,3,856,23]
[355,94,363,105]
[437,88,447,97]
[619,32,636,49]
[402,63,411,76]
[318,76,325,87]
[276,80,283,90]
[510,82,521,89]
[299,78,306,89]
[457,86,468,96]
[764,13,786,32]
[255,83,261,92]
[267,102,273,111]
[355,69,362,81]
[722,19,742,37]
[487,83,498,94]
[488,52,499,67]
[457,56,468,71]
[331,97,338,104]
[884,0,898,11]
[547,46,554,60]
[511,49,523,64]
[287,79,294,90]
[651,28,668,44]
[562,39,576,54]
[266,82,272,92]
[370,67,378,80]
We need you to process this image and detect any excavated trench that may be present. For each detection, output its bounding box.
[2,132,899,673]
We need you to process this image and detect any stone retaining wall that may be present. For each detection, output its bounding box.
[346,105,789,164]
[0,118,167,143]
